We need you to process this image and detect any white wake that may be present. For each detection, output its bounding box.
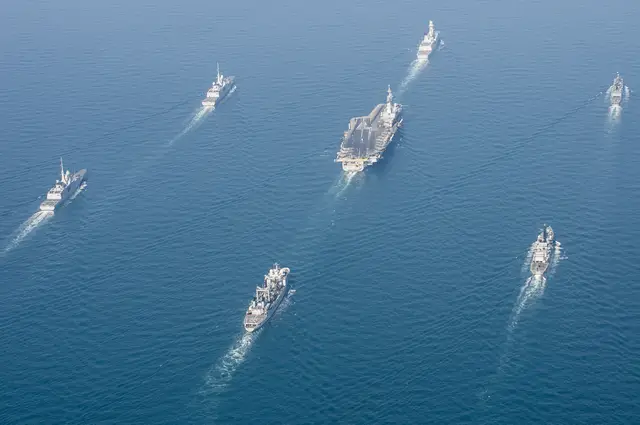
[3,211,53,254]
[168,107,213,146]
[330,171,359,199]
[202,330,260,395]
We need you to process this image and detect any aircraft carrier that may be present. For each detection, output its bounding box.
[335,86,403,172]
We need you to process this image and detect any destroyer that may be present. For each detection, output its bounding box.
[417,20,440,60]
[39,158,87,212]
[610,72,624,106]
[202,63,235,107]
[335,86,403,172]
[244,264,290,333]
[530,225,557,278]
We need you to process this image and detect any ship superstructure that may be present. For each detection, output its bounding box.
[335,86,403,172]
[530,225,556,278]
[610,72,624,106]
[243,264,290,333]
[202,63,235,107]
[417,20,439,60]
[39,158,87,212]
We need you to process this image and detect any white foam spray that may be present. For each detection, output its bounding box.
[520,243,535,275]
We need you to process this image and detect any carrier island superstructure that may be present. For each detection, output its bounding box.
[335,86,403,172]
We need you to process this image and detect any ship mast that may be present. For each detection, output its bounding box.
[428,20,435,37]
[59,157,65,183]
[216,62,221,84]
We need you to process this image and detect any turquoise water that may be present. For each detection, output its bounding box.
[1,0,639,423]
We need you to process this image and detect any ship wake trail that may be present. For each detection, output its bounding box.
[3,211,53,254]
[508,275,546,333]
[168,107,213,146]
[330,171,359,199]
[398,59,428,96]
[202,330,260,399]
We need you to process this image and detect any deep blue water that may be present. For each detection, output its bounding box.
[1,0,639,423]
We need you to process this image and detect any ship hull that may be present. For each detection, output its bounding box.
[39,169,87,212]
[244,278,288,333]
[611,93,622,106]
[201,77,235,107]
[417,35,439,60]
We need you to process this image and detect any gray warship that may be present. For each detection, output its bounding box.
[530,225,557,278]
[610,72,624,106]
[39,158,87,212]
[417,20,439,60]
[335,86,403,172]
[202,63,235,107]
[243,264,290,333]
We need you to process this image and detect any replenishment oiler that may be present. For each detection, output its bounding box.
[39,158,87,212]
[243,264,290,333]
[335,86,403,172]
[530,225,558,279]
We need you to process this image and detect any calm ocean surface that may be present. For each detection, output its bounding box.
[1,0,639,423]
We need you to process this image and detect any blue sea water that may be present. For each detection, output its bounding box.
[1,0,639,423]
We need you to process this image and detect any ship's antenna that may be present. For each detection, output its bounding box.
[60,157,64,180]
[217,62,221,82]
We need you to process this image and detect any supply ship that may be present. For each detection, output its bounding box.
[39,158,87,212]
[202,63,235,107]
[530,225,557,278]
[243,264,290,333]
[610,72,624,106]
[335,86,403,172]
[417,20,439,60]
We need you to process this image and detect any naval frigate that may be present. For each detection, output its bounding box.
[243,264,290,333]
[530,225,556,278]
[417,20,439,60]
[335,86,403,172]
[202,63,235,107]
[610,72,624,106]
[39,158,87,212]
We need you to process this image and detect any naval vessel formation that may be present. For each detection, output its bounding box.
[13,19,630,339]
[530,225,557,278]
[335,86,403,172]
[244,264,290,333]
